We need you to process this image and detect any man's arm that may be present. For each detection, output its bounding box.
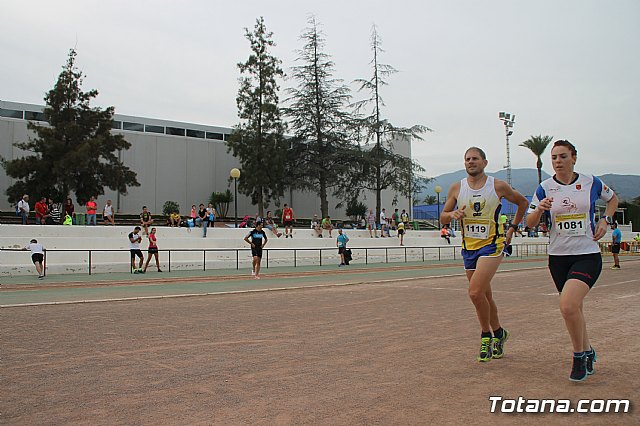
[440,182,464,225]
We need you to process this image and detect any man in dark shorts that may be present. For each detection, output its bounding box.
[244,220,268,279]
[128,226,145,274]
[23,239,45,279]
[281,204,295,238]
[610,222,622,269]
[140,206,154,236]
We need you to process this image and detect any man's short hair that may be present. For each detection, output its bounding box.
[30,239,37,243]
[465,146,487,160]
[142,206,147,209]
[134,226,141,231]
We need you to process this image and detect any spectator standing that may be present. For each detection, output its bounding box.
[86,196,97,226]
[337,229,350,266]
[23,238,45,279]
[401,209,410,225]
[282,204,296,238]
[35,197,49,225]
[380,208,388,237]
[206,203,217,229]
[196,204,208,237]
[64,197,75,224]
[367,209,378,238]
[321,215,334,238]
[103,200,115,225]
[244,220,268,279]
[140,206,154,235]
[392,208,400,230]
[610,222,622,269]
[17,194,30,225]
[143,227,162,273]
[128,226,145,273]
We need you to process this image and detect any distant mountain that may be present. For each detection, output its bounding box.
[419,169,640,202]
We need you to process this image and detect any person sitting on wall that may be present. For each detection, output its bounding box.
[168,211,181,227]
[311,214,323,237]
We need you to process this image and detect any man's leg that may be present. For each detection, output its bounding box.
[35,261,43,276]
[254,256,261,278]
[138,253,144,270]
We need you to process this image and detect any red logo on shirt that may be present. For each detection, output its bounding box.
[576,184,581,190]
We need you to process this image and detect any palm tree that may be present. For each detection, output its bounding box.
[520,135,553,184]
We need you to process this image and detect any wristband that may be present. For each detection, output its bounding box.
[601,216,613,225]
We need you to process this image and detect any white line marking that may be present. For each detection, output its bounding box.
[0,264,549,308]
[616,292,640,299]
[597,279,640,288]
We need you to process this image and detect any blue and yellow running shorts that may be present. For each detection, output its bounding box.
[462,243,505,270]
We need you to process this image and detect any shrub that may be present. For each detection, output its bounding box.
[209,190,232,218]
[346,199,367,222]
[162,200,180,216]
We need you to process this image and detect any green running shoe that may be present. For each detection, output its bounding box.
[477,337,493,362]
[492,329,510,359]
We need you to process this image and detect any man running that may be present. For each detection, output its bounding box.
[441,147,529,362]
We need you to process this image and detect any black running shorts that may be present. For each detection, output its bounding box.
[251,246,263,258]
[611,243,621,254]
[31,253,44,264]
[148,247,158,254]
[130,249,143,259]
[548,252,602,292]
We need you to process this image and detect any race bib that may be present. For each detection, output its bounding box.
[555,213,587,236]
[464,219,490,239]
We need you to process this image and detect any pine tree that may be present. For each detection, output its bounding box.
[1,49,138,204]
[284,16,360,217]
[226,17,288,216]
[353,26,431,219]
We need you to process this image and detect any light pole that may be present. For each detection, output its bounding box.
[435,185,442,229]
[499,112,516,218]
[498,112,516,189]
[230,168,240,228]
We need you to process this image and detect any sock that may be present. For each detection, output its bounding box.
[481,331,492,339]
[493,327,504,339]
[585,347,593,355]
[573,351,585,358]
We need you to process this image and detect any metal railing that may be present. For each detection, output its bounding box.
[2,243,552,277]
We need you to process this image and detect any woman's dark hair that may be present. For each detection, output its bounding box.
[553,140,577,156]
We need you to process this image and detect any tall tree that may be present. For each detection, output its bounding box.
[284,16,360,217]
[1,49,139,204]
[520,135,553,184]
[353,26,431,219]
[226,17,288,216]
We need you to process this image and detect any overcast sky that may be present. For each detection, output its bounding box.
[2,0,638,178]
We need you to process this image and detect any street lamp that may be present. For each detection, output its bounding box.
[435,185,442,229]
[230,168,241,228]
[498,112,516,189]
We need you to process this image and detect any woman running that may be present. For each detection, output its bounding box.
[526,140,618,381]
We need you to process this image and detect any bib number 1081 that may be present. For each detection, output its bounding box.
[557,221,583,230]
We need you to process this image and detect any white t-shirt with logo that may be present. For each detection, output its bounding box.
[528,173,614,256]
[128,231,142,249]
[104,204,114,217]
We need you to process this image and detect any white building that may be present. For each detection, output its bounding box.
[0,100,410,218]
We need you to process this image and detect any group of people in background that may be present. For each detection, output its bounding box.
[16,194,118,227]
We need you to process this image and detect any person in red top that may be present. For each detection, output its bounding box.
[86,196,98,226]
[34,197,49,225]
[281,204,296,238]
[143,227,162,273]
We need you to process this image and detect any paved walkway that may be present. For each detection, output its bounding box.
[1,257,549,307]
